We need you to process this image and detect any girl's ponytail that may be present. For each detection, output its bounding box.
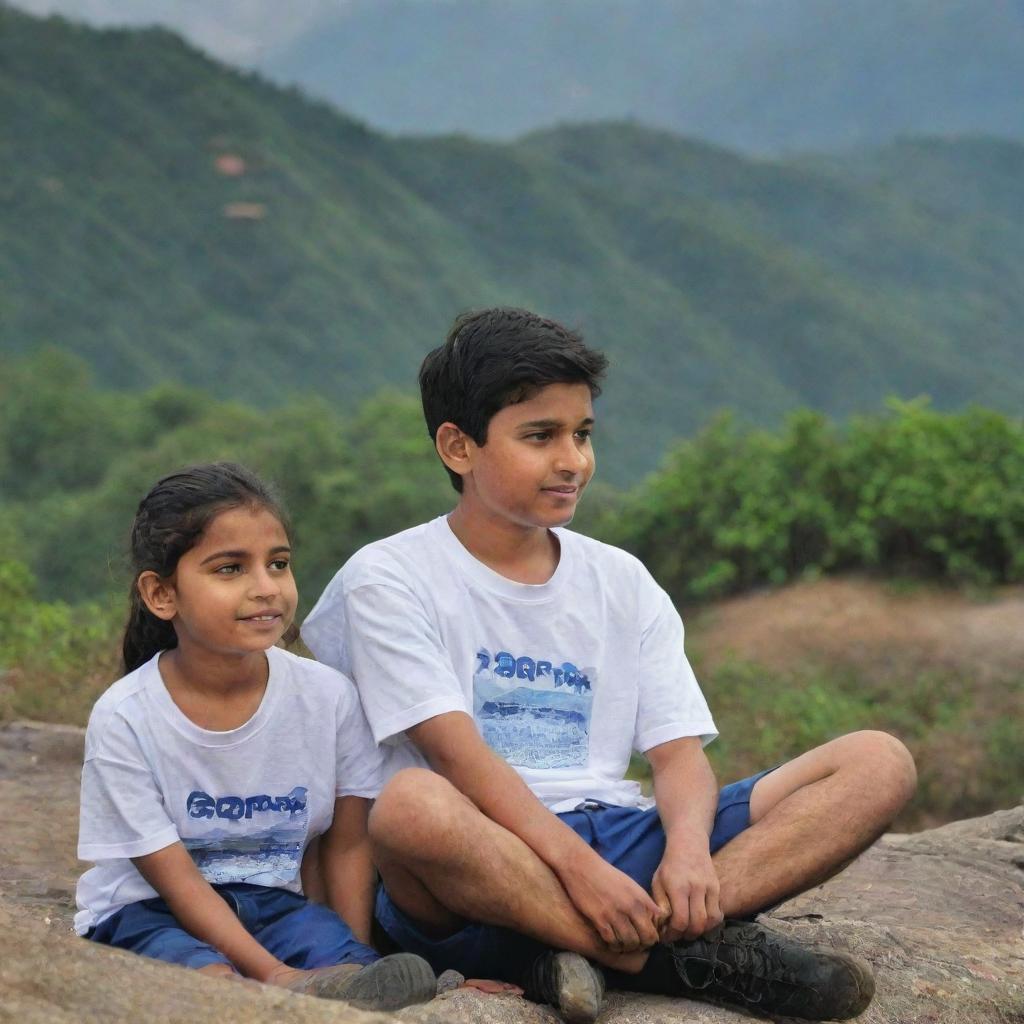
[122,587,178,674]
[120,462,289,674]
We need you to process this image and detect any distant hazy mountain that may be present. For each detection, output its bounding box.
[4,7,1024,482]
[260,0,1024,152]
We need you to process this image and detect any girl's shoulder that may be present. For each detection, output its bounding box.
[89,655,158,718]
[83,655,163,756]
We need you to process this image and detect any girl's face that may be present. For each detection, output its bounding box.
[158,505,297,660]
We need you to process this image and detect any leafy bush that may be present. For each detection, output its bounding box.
[0,354,449,606]
[0,556,121,723]
[604,401,1024,600]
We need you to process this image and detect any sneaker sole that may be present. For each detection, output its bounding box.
[311,953,437,1011]
[827,952,876,1021]
[547,952,605,1024]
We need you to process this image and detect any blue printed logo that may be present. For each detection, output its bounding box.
[181,785,309,887]
[473,648,594,770]
[186,787,307,821]
[480,651,592,693]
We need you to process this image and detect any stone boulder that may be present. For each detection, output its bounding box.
[1,721,1020,1023]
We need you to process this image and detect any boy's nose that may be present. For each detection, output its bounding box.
[554,440,590,474]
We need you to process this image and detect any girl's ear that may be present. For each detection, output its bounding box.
[436,421,473,482]
[137,571,177,621]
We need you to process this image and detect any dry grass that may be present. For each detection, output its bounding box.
[661,578,1023,830]
[687,576,1024,684]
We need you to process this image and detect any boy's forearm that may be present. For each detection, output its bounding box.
[408,711,665,950]
[646,737,724,941]
[133,844,282,980]
[648,737,718,847]
[408,713,596,876]
[477,761,591,878]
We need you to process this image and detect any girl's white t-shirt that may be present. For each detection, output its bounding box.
[74,646,384,935]
[303,517,717,813]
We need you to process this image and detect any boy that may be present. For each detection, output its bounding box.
[303,308,916,1022]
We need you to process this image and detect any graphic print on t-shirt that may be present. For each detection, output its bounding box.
[180,785,309,886]
[473,648,594,769]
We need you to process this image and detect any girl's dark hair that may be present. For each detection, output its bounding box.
[122,462,291,674]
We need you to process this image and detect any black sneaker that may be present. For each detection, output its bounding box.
[299,953,437,1011]
[524,951,607,1023]
[624,920,875,1021]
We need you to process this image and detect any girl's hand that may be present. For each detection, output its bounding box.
[262,963,316,990]
[264,963,364,994]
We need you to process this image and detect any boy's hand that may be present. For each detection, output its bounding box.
[651,835,723,942]
[560,855,664,952]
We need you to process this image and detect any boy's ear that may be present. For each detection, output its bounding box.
[137,570,177,621]
[435,421,474,481]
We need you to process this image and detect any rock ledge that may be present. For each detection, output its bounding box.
[1,721,1021,1023]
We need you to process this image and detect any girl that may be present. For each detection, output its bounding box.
[74,462,435,1010]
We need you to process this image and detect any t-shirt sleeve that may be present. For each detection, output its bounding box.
[632,578,718,754]
[334,579,469,745]
[78,710,180,862]
[302,572,349,675]
[333,676,388,798]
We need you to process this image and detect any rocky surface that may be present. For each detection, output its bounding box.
[1,720,1021,1024]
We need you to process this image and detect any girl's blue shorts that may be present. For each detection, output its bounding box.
[87,882,379,972]
[375,766,774,982]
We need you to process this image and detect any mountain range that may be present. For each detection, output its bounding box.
[261,0,1024,151]
[3,6,1023,481]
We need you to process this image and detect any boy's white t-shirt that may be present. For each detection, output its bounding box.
[75,646,384,935]
[303,517,716,813]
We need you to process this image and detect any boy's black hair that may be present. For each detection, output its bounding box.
[121,462,291,673]
[419,308,608,492]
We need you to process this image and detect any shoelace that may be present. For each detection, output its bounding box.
[671,930,811,1008]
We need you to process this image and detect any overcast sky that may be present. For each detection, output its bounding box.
[9,0,345,64]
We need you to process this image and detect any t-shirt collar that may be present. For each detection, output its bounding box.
[435,515,572,603]
[146,647,283,747]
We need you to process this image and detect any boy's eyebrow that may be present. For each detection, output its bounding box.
[518,416,596,429]
[200,545,291,565]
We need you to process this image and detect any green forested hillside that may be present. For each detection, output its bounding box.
[3,8,1024,480]
[6,352,1022,609]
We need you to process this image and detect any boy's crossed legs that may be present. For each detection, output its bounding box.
[369,730,916,1017]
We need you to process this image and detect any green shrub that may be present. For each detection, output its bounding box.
[0,557,121,723]
[604,401,1024,601]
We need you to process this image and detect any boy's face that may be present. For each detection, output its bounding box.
[462,381,595,530]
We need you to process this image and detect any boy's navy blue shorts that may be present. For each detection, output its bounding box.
[374,767,774,982]
[87,882,379,972]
